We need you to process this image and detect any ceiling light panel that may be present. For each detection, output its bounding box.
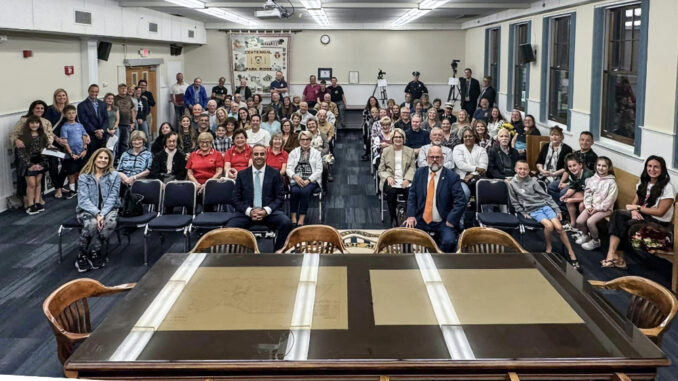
[199,7,259,26]
[165,0,205,8]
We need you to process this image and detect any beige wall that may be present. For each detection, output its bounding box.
[183,30,230,85]
[185,29,467,87]
[290,30,465,85]
[0,33,84,114]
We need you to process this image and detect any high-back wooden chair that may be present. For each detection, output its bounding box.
[456,227,528,254]
[589,276,678,345]
[374,227,443,254]
[43,278,135,364]
[277,225,346,254]
[526,134,550,171]
[191,228,260,254]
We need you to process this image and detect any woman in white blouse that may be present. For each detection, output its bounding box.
[286,130,323,226]
[453,127,489,201]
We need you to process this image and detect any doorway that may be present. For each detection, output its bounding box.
[126,66,158,138]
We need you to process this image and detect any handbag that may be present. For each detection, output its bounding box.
[119,186,144,217]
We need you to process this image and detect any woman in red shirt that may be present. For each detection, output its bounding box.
[223,128,252,180]
[267,132,288,177]
[186,132,224,194]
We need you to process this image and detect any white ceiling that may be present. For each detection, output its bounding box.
[118,0,535,29]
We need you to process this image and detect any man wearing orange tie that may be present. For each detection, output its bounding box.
[405,146,467,252]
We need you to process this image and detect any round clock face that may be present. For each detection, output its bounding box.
[320,34,330,45]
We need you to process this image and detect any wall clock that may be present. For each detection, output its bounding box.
[320,34,330,45]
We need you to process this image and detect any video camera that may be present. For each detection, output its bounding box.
[377,69,386,79]
[451,59,460,76]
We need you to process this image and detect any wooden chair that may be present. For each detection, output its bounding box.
[456,227,528,254]
[277,225,346,254]
[43,278,135,364]
[526,134,550,171]
[589,276,678,345]
[190,228,260,254]
[374,227,443,254]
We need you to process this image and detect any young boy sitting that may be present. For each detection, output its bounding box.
[509,160,580,270]
[60,104,90,192]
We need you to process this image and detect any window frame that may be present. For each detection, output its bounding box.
[484,27,501,91]
[540,13,576,129]
[507,21,531,114]
[513,23,530,111]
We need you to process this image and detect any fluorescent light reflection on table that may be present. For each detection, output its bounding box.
[285,254,320,361]
[414,253,475,360]
[109,253,206,361]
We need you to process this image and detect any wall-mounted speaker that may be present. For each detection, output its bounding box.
[170,44,183,56]
[519,43,535,64]
[97,41,112,61]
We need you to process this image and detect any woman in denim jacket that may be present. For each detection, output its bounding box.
[76,148,121,272]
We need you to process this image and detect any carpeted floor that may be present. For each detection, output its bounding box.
[0,111,676,379]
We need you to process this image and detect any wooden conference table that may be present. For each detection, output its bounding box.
[65,253,668,380]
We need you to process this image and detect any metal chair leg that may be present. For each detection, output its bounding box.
[143,226,149,266]
[57,225,64,264]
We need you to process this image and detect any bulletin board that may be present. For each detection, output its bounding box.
[229,33,291,94]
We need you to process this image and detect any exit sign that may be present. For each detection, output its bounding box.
[138,48,150,57]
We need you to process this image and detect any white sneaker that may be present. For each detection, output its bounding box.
[582,238,601,250]
[562,223,574,231]
[575,234,591,245]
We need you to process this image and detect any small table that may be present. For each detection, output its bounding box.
[65,253,668,380]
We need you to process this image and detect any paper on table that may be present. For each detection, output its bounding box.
[370,268,584,325]
[41,149,66,159]
[159,266,348,331]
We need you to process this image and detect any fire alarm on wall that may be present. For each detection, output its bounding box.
[23,50,32,58]
[64,66,74,76]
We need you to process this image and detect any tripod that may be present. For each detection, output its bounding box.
[447,74,460,110]
[372,76,388,108]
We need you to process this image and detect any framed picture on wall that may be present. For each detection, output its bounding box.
[318,68,332,80]
[349,71,359,84]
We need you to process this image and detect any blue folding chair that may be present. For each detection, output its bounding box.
[192,179,235,232]
[475,179,520,232]
[116,179,163,244]
[144,181,196,266]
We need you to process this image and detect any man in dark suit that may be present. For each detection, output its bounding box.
[405,146,467,252]
[227,144,293,250]
[77,84,108,154]
[478,75,496,108]
[459,68,481,117]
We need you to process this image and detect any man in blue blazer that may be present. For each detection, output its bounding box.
[227,144,293,250]
[405,146,467,252]
[77,84,108,154]
[184,77,209,112]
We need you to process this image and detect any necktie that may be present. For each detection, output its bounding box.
[254,170,262,208]
[423,172,436,224]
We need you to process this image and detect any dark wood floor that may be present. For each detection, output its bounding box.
[0,111,676,379]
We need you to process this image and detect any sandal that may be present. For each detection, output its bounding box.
[601,259,616,268]
[613,258,628,270]
[568,259,582,272]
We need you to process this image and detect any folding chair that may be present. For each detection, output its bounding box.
[191,179,235,232]
[115,179,163,245]
[475,179,520,233]
[143,181,196,266]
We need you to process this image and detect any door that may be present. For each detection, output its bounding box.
[126,66,158,138]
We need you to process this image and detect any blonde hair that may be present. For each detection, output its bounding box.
[130,130,147,143]
[197,132,214,144]
[380,116,392,126]
[80,148,115,176]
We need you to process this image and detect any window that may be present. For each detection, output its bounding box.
[601,4,642,145]
[548,16,571,124]
[513,23,529,110]
[486,28,500,89]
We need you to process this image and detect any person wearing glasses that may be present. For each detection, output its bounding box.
[186,132,224,194]
[286,130,323,226]
[378,128,416,227]
[404,146,466,252]
[228,144,293,251]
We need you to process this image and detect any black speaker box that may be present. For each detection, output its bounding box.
[519,43,535,64]
[170,44,183,56]
[97,41,112,61]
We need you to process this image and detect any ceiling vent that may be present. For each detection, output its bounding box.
[149,22,158,32]
[188,30,195,38]
[74,10,92,25]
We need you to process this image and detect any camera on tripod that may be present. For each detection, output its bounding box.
[377,69,386,79]
[451,59,460,76]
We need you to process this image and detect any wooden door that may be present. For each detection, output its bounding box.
[126,66,158,138]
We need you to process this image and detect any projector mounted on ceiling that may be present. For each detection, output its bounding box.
[255,0,293,19]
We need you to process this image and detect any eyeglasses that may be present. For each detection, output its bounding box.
[428,156,443,160]
[299,138,311,141]
[199,141,211,145]
[393,136,403,139]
